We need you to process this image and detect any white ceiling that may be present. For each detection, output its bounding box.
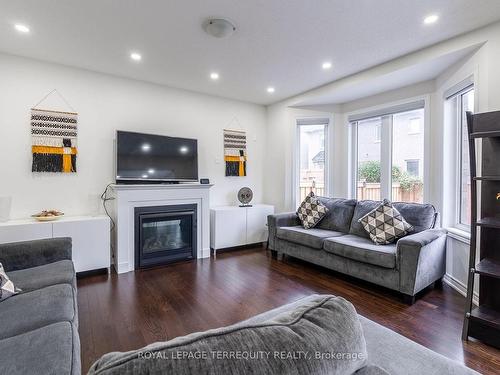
[294,45,481,107]
[1,0,499,105]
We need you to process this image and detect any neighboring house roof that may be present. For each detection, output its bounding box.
[312,150,324,164]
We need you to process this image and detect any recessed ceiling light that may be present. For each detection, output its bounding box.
[423,14,439,24]
[130,52,142,61]
[147,168,155,174]
[210,72,219,80]
[179,146,189,154]
[141,143,151,152]
[141,174,148,179]
[14,24,30,33]
[267,87,275,94]
[322,62,332,70]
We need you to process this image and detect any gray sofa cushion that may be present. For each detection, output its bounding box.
[0,284,76,339]
[324,235,397,269]
[0,237,72,272]
[8,260,75,292]
[89,295,367,375]
[359,315,479,375]
[240,295,479,375]
[355,365,390,375]
[276,226,345,249]
[349,200,381,238]
[0,321,80,375]
[393,202,437,233]
[316,197,358,233]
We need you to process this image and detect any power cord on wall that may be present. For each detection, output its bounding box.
[101,183,116,257]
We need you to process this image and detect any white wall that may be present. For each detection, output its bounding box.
[0,53,267,219]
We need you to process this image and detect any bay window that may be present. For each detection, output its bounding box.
[296,118,329,204]
[350,101,426,203]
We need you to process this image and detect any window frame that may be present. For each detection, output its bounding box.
[294,118,331,206]
[349,98,429,202]
[452,85,475,231]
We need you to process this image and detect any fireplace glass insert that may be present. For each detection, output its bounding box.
[134,204,197,269]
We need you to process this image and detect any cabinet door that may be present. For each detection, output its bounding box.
[53,218,110,272]
[0,223,52,244]
[246,206,275,244]
[212,209,247,249]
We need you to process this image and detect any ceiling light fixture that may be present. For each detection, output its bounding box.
[204,18,236,38]
[14,24,30,33]
[267,87,275,94]
[130,52,142,61]
[210,72,219,80]
[423,14,439,24]
[322,62,332,70]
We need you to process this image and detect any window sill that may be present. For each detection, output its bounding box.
[446,227,471,244]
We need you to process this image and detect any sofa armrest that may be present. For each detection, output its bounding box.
[0,237,72,272]
[267,212,300,250]
[397,229,446,296]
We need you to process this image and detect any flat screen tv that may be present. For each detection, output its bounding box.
[116,131,198,184]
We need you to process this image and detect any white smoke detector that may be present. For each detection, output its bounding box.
[204,18,236,38]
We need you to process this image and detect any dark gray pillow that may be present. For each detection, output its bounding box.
[316,197,357,233]
[349,200,381,238]
[89,296,368,375]
[392,202,437,233]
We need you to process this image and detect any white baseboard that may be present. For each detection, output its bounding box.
[200,247,211,258]
[443,273,479,306]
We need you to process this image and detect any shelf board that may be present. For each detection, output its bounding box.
[474,176,500,181]
[475,258,500,279]
[476,217,500,229]
[470,131,500,138]
[470,305,500,329]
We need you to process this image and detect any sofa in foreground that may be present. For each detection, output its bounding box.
[88,294,477,375]
[0,238,80,375]
[268,198,446,304]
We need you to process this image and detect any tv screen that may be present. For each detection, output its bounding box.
[116,131,198,183]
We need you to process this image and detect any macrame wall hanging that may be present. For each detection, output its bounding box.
[31,89,78,173]
[224,126,247,177]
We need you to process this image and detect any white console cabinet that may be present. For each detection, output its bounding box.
[0,216,110,273]
[210,204,274,253]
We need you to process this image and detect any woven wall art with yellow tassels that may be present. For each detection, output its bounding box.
[224,129,247,176]
[31,108,78,173]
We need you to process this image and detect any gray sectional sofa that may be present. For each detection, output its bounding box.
[268,198,447,303]
[88,294,477,375]
[0,238,80,375]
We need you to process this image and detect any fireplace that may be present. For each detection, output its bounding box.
[134,204,197,269]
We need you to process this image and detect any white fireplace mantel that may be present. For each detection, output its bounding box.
[109,183,213,274]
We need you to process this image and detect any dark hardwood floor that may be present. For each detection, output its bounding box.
[77,246,500,374]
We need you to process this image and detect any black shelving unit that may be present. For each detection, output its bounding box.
[462,110,500,348]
